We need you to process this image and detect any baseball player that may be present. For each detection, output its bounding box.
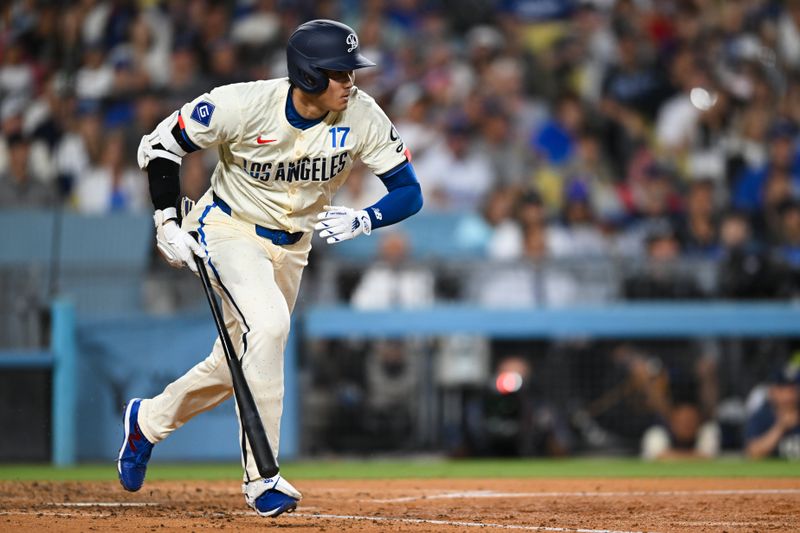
[116,19,423,517]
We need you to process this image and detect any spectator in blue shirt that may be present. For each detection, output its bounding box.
[745,362,800,459]
[733,120,800,213]
[530,92,584,166]
[776,201,800,267]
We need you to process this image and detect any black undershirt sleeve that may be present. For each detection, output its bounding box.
[146,123,202,210]
[147,150,181,211]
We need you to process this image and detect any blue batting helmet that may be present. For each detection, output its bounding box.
[286,19,375,93]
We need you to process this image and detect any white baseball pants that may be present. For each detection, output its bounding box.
[137,189,310,481]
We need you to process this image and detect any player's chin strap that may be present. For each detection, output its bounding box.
[242,474,303,504]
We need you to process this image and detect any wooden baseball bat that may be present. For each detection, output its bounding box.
[190,232,279,479]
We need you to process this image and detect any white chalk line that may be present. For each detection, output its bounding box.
[370,488,800,503]
[0,503,159,519]
[5,492,797,532]
[672,521,768,527]
[292,512,650,533]
[0,511,112,518]
[8,508,787,531]
[56,502,159,507]
[0,508,645,532]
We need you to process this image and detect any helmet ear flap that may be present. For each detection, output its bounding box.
[302,69,329,93]
[287,43,329,93]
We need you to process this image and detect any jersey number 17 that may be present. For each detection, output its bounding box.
[329,127,350,148]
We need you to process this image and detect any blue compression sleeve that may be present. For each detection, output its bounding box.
[366,162,424,229]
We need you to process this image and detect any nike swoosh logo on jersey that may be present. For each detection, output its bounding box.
[257,136,277,144]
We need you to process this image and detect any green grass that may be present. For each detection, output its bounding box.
[1,458,799,481]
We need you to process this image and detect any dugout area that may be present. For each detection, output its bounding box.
[1,459,799,532]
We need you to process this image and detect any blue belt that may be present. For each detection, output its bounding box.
[212,192,304,246]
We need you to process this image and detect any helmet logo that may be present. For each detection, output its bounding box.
[346,33,359,53]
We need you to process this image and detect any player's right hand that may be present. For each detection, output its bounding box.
[153,208,207,273]
[314,205,372,244]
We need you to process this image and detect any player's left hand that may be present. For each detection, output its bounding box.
[314,205,372,244]
[153,208,207,273]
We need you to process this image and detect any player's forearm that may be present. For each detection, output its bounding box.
[366,162,423,229]
[147,158,181,210]
[366,182,423,229]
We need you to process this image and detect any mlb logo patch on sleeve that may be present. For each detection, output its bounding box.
[190,101,215,127]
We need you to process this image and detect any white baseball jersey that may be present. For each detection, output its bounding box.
[178,78,407,233]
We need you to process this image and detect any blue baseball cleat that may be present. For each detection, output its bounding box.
[254,489,298,517]
[243,475,302,517]
[117,398,154,492]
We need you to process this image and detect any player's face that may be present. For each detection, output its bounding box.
[319,70,355,112]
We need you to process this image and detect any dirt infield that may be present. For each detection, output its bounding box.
[1,477,799,532]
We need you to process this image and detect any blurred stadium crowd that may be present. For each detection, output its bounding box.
[6,0,800,296]
[2,0,800,460]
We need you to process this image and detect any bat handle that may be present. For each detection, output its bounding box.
[188,231,206,271]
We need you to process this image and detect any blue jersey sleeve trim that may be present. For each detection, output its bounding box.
[377,160,410,181]
[173,112,201,153]
[380,161,418,190]
[180,128,201,152]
